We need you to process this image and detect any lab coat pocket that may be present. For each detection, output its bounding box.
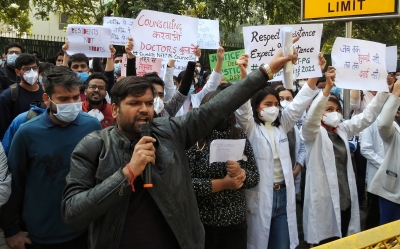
[383,170,398,193]
[253,137,268,160]
[245,190,260,214]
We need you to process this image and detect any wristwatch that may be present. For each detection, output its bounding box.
[260,64,274,80]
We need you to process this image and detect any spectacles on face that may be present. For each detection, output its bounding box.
[8,50,21,55]
[21,66,39,73]
[87,85,106,91]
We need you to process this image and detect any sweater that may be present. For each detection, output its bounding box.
[0,109,101,243]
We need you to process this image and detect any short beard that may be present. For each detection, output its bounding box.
[88,98,104,106]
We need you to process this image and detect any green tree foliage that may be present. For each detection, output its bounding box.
[0,1,32,33]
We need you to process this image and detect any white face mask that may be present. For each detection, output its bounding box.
[280,100,290,109]
[194,78,198,84]
[299,80,307,87]
[396,76,400,80]
[23,69,39,85]
[322,112,342,128]
[259,106,279,122]
[154,97,164,114]
[196,67,201,73]
[50,99,82,122]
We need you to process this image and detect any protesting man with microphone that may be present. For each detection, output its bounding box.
[61,38,300,249]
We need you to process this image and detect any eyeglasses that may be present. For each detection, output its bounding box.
[21,66,39,72]
[88,85,106,91]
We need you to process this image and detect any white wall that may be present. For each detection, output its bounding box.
[28,9,66,38]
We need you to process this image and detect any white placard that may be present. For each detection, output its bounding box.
[332,37,388,92]
[131,10,199,61]
[66,24,111,58]
[160,59,188,78]
[209,139,246,164]
[103,17,135,46]
[243,24,323,81]
[386,46,398,72]
[197,19,219,49]
[136,56,162,76]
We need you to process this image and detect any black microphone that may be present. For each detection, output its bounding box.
[140,123,153,188]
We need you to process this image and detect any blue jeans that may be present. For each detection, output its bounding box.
[379,197,400,225]
[268,187,290,249]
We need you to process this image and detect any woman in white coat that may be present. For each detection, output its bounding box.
[235,53,324,249]
[300,67,390,245]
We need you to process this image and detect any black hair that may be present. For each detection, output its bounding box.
[396,68,400,73]
[31,51,42,58]
[327,97,343,113]
[15,53,39,70]
[68,53,89,68]
[43,66,82,97]
[56,51,64,58]
[270,81,283,90]
[39,62,54,75]
[142,72,165,90]
[5,42,25,54]
[173,76,178,84]
[317,76,326,85]
[200,90,240,140]
[203,64,210,71]
[114,54,123,58]
[110,76,156,107]
[251,87,282,127]
[85,72,108,88]
[276,86,294,98]
[216,82,233,91]
[46,56,56,65]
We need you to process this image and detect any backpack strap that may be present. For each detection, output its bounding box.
[25,109,39,122]
[9,83,18,102]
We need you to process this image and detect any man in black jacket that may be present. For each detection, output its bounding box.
[0,43,25,92]
[61,46,298,249]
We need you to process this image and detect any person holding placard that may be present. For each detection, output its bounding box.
[61,39,300,249]
[124,38,197,117]
[368,82,400,226]
[186,90,259,249]
[300,67,392,246]
[61,42,116,99]
[235,49,325,249]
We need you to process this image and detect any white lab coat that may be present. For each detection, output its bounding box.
[300,91,388,244]
[360,120,385,188]
[369,94,400,204]
[175,70,222,117]
[293,126,306,194]
[235,84,319,249]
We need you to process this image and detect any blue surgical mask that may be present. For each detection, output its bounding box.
[7,53,18,67]
[114,63,121,75]
[189,85,195,94]
[76,71,89,83]
[330,86,342,96]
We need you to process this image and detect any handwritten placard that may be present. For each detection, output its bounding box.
[136,56,163,76]
[332,37,388,92]
[243,24,323,81]
[131,10,199,61]
[160,59,188,78]
[209,49,245,81]
[198,19,219,49]
[386,46,398,72]
[66,24,111,58]
[103,17,135,46]
[209,139,246,163]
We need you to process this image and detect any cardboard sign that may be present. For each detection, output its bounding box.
[131,10,199,61]
[198,19,219,49]
[243,24,323,81]
[136,56,163,76]
[332,37,388,91]
[67,24,111,58]
[209,49,245,82]
[103,17,135,46]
